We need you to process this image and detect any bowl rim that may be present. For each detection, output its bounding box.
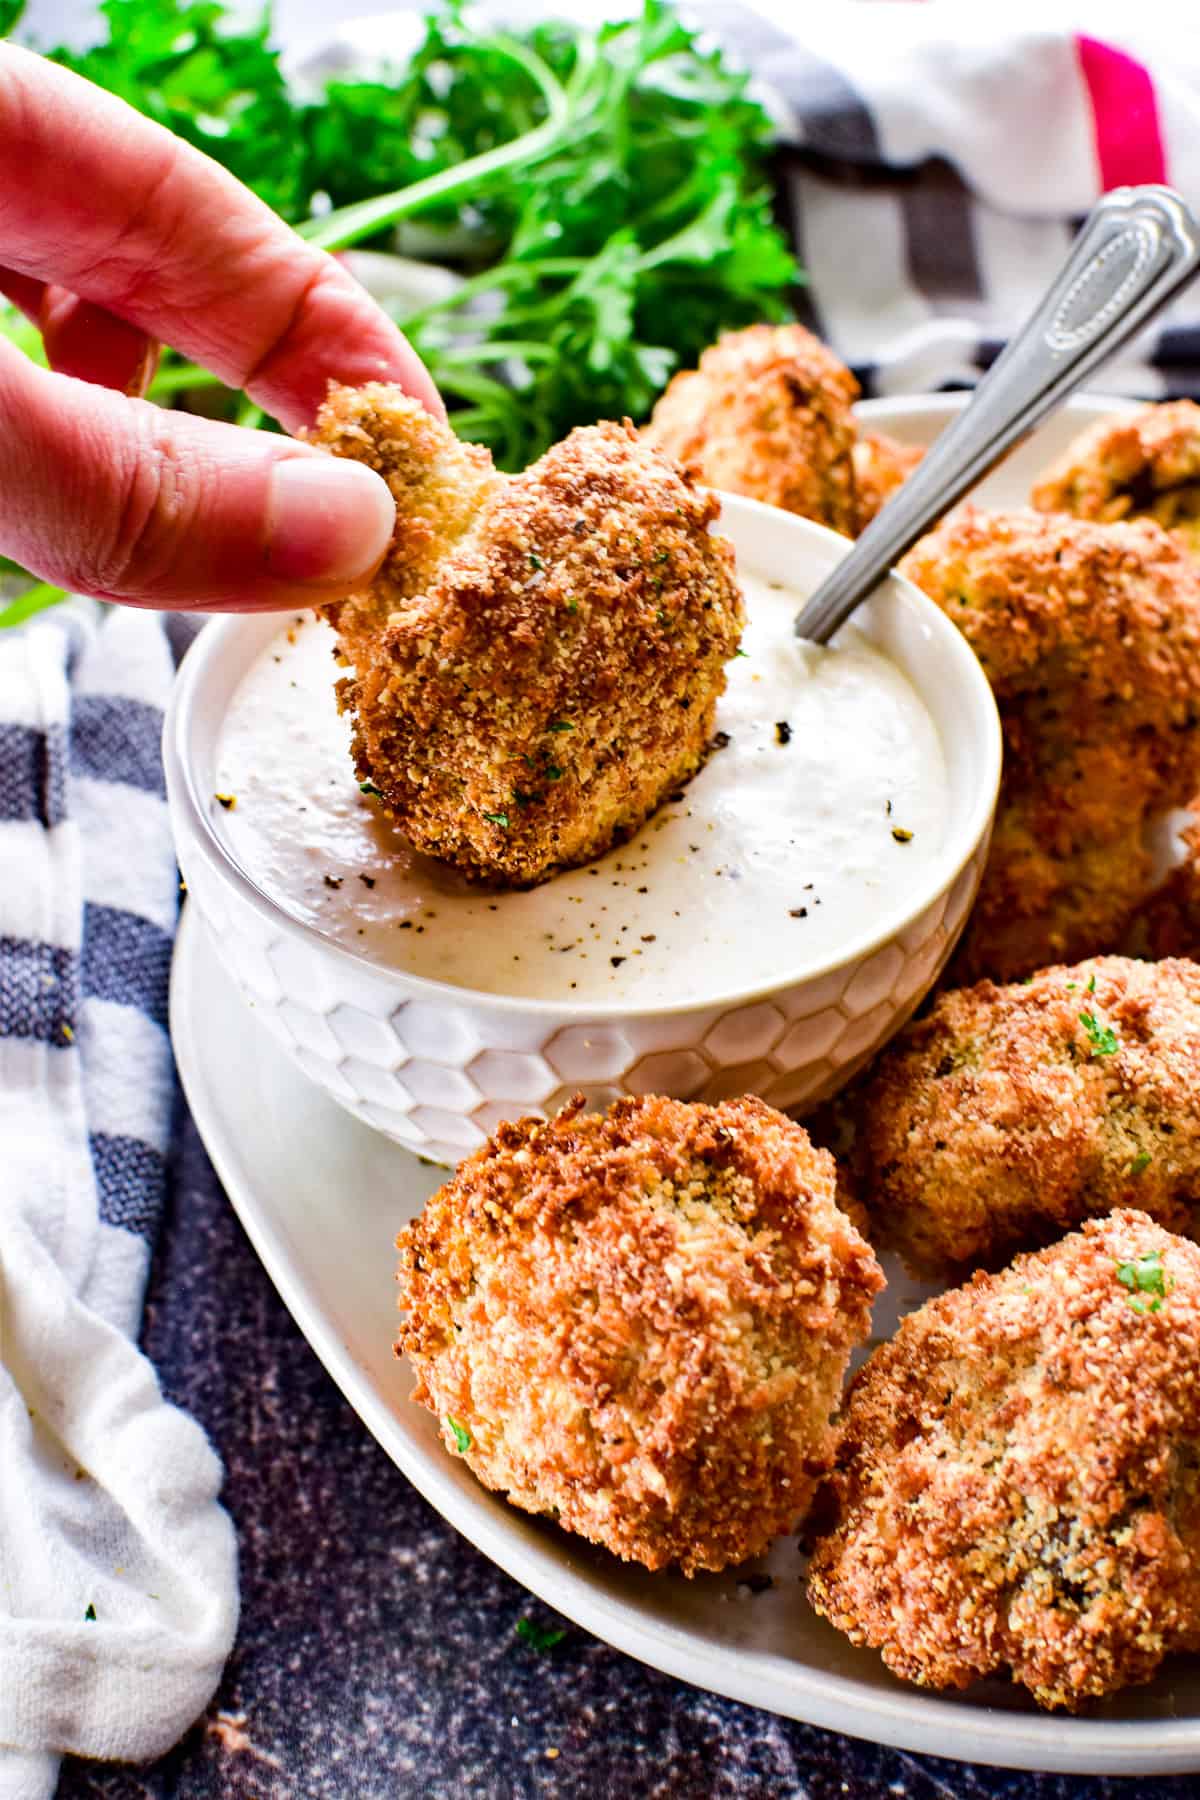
[163,490,1003,1022]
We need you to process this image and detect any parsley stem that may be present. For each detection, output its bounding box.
[397,259,590,335]
[0,581,67,630]
[301,37,571,253]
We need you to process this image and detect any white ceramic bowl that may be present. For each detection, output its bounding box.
[164,494,1001,1165]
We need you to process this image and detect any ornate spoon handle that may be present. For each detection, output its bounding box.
[794,184,1200,644]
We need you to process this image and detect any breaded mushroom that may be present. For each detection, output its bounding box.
[900,507,1200,979]
[1032,399,1200,555]
[395,1094,883,1576]
[808,1212,1200,1711]
[852,429,924,528]
[309,385,744,886]
[642,324,861,536]
[844,954,1200,1280]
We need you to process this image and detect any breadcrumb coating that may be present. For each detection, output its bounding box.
[807,1212,1200,1711]
[1032,400,1200,555]
[900,508,1200,979]
[395,1094,883,1576]
[853,429,924,529]
[642,324,861,536]
[309,384,744,885]
[845,954,1200,1279]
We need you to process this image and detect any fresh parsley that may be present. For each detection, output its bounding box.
[0,0,798,603]
[359,780,384,799]
[483,810,510,828]
[1130,1151,1152,1176]
[84,1602,97,1621]
[445,1415,471,1453]
[1079,1011,1119,1057]
[1115,1250,1170,1313]
[515,1616,567,1652]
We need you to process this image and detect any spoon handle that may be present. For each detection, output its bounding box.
[794,183,1200,645]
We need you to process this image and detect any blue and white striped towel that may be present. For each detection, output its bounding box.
[0,604,236,1800]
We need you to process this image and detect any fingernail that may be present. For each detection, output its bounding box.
[124,337,162,399]
[265,456,395,586]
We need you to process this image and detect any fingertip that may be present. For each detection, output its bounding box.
[264,453,396,588]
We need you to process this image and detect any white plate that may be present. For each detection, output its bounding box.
[171,393,1200,1775]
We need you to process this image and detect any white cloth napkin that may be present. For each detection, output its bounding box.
[750,0,1200,398]
[0,606,236,1799]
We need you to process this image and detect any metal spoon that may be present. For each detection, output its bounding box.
[793,184,1200,644]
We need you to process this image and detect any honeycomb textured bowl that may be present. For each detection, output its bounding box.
[165,494,1000,1165]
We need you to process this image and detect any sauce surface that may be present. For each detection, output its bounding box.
[215,574,948,1005]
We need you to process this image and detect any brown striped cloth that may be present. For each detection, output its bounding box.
[735,3,1200,398]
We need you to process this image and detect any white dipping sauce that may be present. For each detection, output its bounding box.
[215,574,948,1005]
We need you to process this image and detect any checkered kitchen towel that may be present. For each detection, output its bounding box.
[299,2,1200,397]
[0,604,235,1800]
[745,1,1200,397]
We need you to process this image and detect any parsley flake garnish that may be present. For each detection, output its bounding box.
[515,1617,566,1652]
[529,552,545,570]
[359,780,383,799]
[1130,1151,1152,1175]
[84,1602,96,1621]
[445,1416,471,1453]
[1115,1250,1169,1312]
[548,721,573,733]
[1080,1011,1119,1057]
[483,811,510,829]
[1087,973,1097,995]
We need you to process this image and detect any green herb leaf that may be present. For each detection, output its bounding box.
[48,0,308,221]
[84,1602,96,1621]
[515,1616,566,1652]
[548,721,574,733]
[2,0,800,469]
[445,1415,471,1453]
[483,811,510,828]
[1130,1151,1152,1176]
[1115,1250,1168,1308]
[1079,1011,1119,1057]
[359,780,383,799]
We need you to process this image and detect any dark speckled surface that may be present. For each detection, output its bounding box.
[50,1112,1198,1799]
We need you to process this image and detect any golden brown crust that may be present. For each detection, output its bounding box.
[808,1211,1200,1711]
[1032,400,1200,555]
[642,324,861,536]
[845,954,1200,1279]
[852,429,924,528]
[395,1094,883,1576]
[308,385,745,885]
[900,507,1200,979]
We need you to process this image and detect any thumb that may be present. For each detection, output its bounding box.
[0,344,396,611]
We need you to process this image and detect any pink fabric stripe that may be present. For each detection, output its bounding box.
[1076,34,1168,189]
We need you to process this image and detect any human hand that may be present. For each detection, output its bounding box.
[0,44,443,612]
